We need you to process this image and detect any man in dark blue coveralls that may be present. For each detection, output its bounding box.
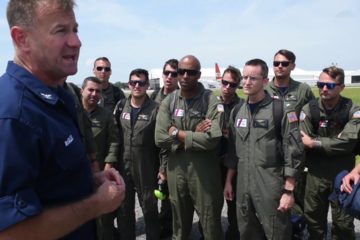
[0,1,125,239]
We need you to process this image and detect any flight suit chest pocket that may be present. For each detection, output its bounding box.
[254,124,279,167]
[234,117,249,141]
[91,120,104,137]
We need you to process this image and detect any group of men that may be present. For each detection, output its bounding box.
[1,1,360,240]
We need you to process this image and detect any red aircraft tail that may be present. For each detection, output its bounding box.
[215,63,221,81]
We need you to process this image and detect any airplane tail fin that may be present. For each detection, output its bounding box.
[215,63,221,81]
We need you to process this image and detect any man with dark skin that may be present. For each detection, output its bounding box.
[155,55,224,240]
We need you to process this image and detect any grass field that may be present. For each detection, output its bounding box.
[229,86,360,104]
[214,86,360,162]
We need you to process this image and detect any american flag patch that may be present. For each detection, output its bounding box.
[287,111,298,123]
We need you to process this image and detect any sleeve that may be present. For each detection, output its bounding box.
[299,104,316,137]
[183,94,223,151]
[282,110,305,178]
[0,119,43,231]
[158,148,169,173]
[317,104,360,156]
[104,114,120,164]
[154,96,177,150]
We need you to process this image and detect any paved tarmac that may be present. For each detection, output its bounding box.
[130,194,360,240]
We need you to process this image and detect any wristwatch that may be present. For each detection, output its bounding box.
[171,128,179,140]
[282,189,294,194]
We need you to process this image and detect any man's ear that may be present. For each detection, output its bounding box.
[11,26,29,51]
[290,63,296,71]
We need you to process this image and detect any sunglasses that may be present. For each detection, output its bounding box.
[177,68,199,76]
[221,79,238,88]
[273,61,291,67]
[96,66,111,72]
[163,70,178,78]
[129,80,147,87]
[316,81,341,90]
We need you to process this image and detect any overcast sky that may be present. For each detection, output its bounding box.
[1,0,359,84]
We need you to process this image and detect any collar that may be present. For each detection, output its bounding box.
[7,61,60,105]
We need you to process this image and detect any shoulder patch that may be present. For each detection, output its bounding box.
[287,111,298,123]
[299,111,306,121]
[352,111,360,119]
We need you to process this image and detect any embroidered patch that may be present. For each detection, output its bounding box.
[287,111,298,123]
[122,112,130,120]
[236,118,247,128]
[352,111,360,119]
[64,134,74,147]
[174,109,184,117]
[138,114,149,121]
[40,93,53,99]
[217,104,224,112]
[319,120,328,128]
[299,111,306,121]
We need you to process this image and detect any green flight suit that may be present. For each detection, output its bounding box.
[88,107,119,169]
[88,106,120,240]
[266,78,315,216]
[155,83,224,240]
[115,95,160,240]
[64,82,97,158]
[218,94,242,240]
[300,97,360,240]
[100,83,125,113]
[149,87,174,237]
[226,92,304,240]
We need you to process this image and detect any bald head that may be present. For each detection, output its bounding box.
[179,55,201,71]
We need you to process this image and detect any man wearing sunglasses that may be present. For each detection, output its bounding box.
[155,55,224,240]
[93,57,125,112]
[115,69,161,240]
[225,59,304,240]
[150,58,179,239]
[266,49,315,116]
[299,66,360,239]
[150,58,179,103]
[266,49,315,225]
[218,66,243,240]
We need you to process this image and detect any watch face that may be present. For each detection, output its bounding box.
[171,128,178,137]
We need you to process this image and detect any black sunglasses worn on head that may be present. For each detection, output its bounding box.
[177,68,199,76]
[221,79,238,88]
[316,81,341,90]
[163,70,178,78]
[129,80,147,87]
[273,61,291,67]
[96,66,111,72]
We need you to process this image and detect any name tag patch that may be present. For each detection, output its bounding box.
[64,134,74,147]
[236,118,247,128]
[122,112,131,120]
[174,109,184,117]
